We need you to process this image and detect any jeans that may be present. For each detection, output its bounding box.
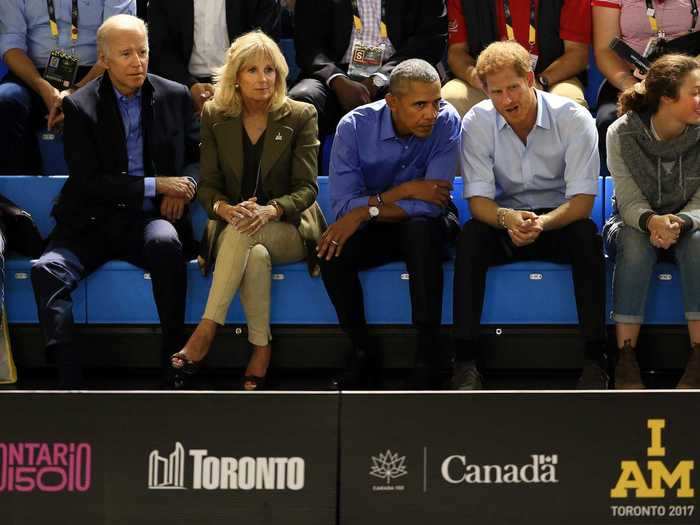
[608,225,700,322]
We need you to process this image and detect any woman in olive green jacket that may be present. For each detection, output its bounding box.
[171,31,326,390]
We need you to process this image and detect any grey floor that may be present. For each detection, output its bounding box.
[0,366,684,390]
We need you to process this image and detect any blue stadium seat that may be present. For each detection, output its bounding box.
[321,134,334,178]
[0,61,7,81]
[603,177,685,325]
[0,174,609,326]
[585,47,605,111]
[0,177,86,323]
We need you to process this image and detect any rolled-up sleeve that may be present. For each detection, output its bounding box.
[394,104,461,217]
[0,2,28,58]
[329,117,370,220]
[103,0,137,20]
[460,108,497,199]
[562,106,599,198]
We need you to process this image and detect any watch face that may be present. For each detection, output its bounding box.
[369,206,380,218]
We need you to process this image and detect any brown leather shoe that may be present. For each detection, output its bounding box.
[677,345,700,389]
[614,342,644,389]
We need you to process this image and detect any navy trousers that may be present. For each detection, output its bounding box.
[31,214,188,386]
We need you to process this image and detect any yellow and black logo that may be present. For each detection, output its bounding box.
[611,419,694,499]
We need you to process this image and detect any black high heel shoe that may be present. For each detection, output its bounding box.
[242,374,268,391]
[169,351,204,389]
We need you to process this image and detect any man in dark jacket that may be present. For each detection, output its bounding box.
[148,0,280,114]
[289,0,447,136]
[31,14,197,388]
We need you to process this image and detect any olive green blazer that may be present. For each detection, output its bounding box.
[197,97,327,275]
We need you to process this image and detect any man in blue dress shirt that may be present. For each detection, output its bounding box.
[453,41,607,390]
[0,0,135,173]
[318,59,461,389]
[31,15,196,388]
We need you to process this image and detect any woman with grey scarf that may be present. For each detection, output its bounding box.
[605,54,700,390]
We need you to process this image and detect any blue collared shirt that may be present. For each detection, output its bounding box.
[0,1,135,69]
[460,90,599,210]
[113,86,155,209]
[329,99,461,221]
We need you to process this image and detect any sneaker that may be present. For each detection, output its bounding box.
[451,360,483,390]
[614,342,644,390]
[677,344,700,389]
[576,359,609,389]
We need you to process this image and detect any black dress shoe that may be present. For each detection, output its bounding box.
[451,361,483,390]
[576,359,609,389]
[332,346,377,390]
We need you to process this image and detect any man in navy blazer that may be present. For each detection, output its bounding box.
[31,14,197,388]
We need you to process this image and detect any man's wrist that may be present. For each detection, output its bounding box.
[350,206,370,223]
[497,207,513,229]
[329,74,350,90]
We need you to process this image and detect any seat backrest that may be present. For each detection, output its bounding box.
[0,176,66,237]
[604,176,615,223]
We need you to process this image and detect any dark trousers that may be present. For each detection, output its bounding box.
[288,72,387,136]
[453,218,606,358]
[320,217,449,365]
[595,80,620,168]
[31,215,188,384]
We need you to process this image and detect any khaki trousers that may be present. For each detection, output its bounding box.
[203,222,306,345]
[441,76,588,118]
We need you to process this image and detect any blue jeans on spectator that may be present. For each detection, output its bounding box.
[607,225,700,323]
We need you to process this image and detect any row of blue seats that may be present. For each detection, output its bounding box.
[0,175,685,326]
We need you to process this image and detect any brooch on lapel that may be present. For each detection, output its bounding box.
[274,132,283,141]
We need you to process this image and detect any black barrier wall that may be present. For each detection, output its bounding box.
[2,391,700,524]
[0,392,339,525]
[340,392,700,525]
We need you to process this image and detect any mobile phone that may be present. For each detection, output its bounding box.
[609,37,651,74]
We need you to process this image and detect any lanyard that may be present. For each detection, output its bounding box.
[350,0,388,39]
[503,0,537,51]
[47,0,79,43]
[644,0,698,35]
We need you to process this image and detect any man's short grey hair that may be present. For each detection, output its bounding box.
[389,59,440,95]
[97,14,148,56]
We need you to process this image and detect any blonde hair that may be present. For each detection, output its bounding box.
[211,31,289,117]
[97,14,148,57]
[475,41,531,88]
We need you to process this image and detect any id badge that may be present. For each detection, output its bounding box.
[529,53,539,71]
[347,41,385,78]
[44,49,79,90]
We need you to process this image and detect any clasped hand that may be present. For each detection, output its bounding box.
[504,210,544,247]
[217,197,277,236]
[648,214,683,249]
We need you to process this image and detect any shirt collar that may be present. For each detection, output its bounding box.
[379,101,398,141]
[495,89,551,131]
[113,86,142,105]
